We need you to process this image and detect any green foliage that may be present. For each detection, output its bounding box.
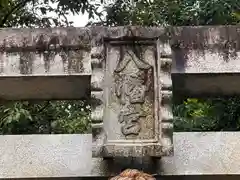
[0,0,102,27]
[0,100,91,134]
[99,0,240,26]
[173,97,240,131]
[173,99,217,131]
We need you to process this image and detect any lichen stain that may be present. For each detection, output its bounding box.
[4,52,22,75]
[0,30,89,75]
[35,34,60,50]
[59,50,68,73]
[0,52,3,74]
[42,51,55,73]
[22,36,31,48]
[59,50,84,74]
[33,33,85,74]
[34,31,90,51]
[67,50,84,73]
[19,52,34,74]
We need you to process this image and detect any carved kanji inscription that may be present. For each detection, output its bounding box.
[114,47,153,137]
[103,43,157,142]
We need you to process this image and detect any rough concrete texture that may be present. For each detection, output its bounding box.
[0,27,91,50]
[0,27,92,100]
[2,132,240,179]
[0,134,92,178]
[171,26,240,98]
[92,132,240,176]
[3,25,240,99]
[161,132,240,175]
[0,27,91,75]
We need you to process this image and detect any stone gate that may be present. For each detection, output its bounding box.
[0,26,240,179]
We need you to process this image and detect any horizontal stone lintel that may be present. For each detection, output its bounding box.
[0,75,91,100]
[0,44,91,52]
[1,132,240,179]
[3,25,240,48]
[0,26,172,51]
[171,30,240,98]
[170,25,240,49]
[0,27,91,49]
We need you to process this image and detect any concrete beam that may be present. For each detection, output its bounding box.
[1,132,240,179]
[0,134,92,179]
[3,25,240,100]
[171,25,240,98]
[0,27,91,100]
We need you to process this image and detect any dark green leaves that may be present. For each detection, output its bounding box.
[0,100,91,134]
[100,0,240,26]
[0,0,101,27]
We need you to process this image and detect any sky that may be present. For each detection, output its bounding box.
[49,2,92,27]
[61,0,111,27]
[67,13,89,27]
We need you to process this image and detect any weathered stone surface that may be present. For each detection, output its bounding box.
[94,132,240,176]
[105,26,168,40]
[0,28,92,100]
[99,37,170,158]
[0,27,91,100]
[171,26,240,98]
[0,27,91,51]
[90,42,105,151]
[2,132,240,179]
[91,26,173,158]
[0,134,92,178]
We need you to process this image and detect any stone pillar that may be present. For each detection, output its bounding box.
[91,27,106,157]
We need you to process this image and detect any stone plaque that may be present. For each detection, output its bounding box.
[102,38,163,157]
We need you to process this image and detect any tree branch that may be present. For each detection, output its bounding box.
[0,0,32,27]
